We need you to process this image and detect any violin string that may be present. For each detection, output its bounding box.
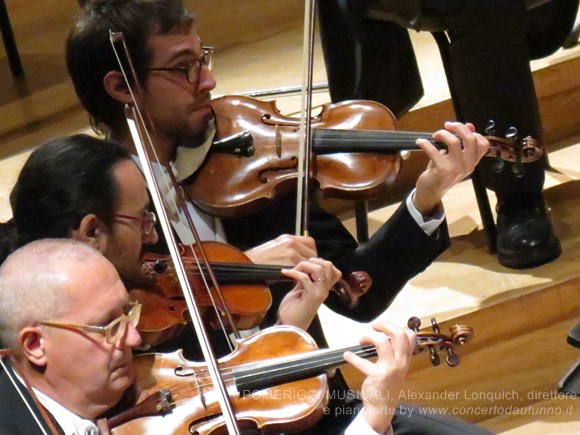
[161,265,285,279]
[190,265,283,275]
[147,259,287,283]
[143,340,450,409]
[315,129,433,137]
[227,347,378,386]
[160,261,285,274]
[312,129,443,149]
[132,333,447,411]
[177,332,445,389]
[169,345,378,391]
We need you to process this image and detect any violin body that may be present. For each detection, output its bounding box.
[109,319,473,433]
[135,241,371,346]
[138,242,273,338]
[110,326,328,434]
[183,95,542,218]
[129,289,189,347]
[185,95,401,218]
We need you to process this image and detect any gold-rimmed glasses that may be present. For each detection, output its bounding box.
[39,301,141,345]
[147,45,215,89]
[113,211,157,235]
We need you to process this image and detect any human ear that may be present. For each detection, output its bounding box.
[19,327,48,367]
[72,214,108,253]
[103,70,133,105]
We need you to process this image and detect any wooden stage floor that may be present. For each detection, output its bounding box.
[0,1,578,433]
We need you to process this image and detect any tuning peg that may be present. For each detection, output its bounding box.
[485,119,496,136]
[492,158,506,173]
[153,260,168,273]
[505,126,519,144]
[504,126,526,177]
[512,163,525,177]
[429,346,440,366]
[445,348,461,367]
[431,318,441,333]
[450,324,474,346]
[407,316,421,332]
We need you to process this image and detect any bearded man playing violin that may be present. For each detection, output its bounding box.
[0,134,343,341]
[66,1,489,326]
[64,1,491,433]
[0,239,419,435]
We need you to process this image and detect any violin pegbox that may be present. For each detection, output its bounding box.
[407,316,474,368]
[486,120,505,174]
[484,118,543,176]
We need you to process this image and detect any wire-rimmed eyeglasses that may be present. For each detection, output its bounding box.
[147,46,215,88]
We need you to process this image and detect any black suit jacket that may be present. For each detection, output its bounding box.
[0,368,64,435]
[223,192,450,326]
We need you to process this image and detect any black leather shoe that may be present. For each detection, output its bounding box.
[496,195,561,269]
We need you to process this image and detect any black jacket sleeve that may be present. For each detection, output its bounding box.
[0,369,65,435]
[223,192,450,324]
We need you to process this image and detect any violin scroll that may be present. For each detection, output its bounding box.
[483,119,542,180]
[485,134,541,167]
[407,317,474,368]
[332,272,372,309]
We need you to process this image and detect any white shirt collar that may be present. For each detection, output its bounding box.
[14,370,99,435]
[34,389,100,435]
[131,154,227,244]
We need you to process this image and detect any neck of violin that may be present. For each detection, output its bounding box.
[313,129,439,154]
[199,263,289,284]
[233,344,376,394]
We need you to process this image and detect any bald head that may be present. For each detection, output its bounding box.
[0,239,114,353]
[0,239,139,419]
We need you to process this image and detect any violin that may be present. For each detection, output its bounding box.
[131,241,372,346]
[108,317,473,433]
[184,95,543,218]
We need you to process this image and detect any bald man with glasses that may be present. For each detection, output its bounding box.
[0,239,419,435]
[0,239,142,434]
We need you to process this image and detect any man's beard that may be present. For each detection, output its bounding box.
[119,260,157,292]
[175,115,216,181]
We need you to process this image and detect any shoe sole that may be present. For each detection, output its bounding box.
[498,244,562,269]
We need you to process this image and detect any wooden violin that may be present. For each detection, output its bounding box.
[184,95,543,218]
[131,241,372,346]
[108,317,473,434]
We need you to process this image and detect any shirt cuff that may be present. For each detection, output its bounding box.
[344,411,394,435]
[406,188,445,236]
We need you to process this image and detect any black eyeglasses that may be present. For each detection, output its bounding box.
[147,46,215,88]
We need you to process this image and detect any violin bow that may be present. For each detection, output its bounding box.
[293,1,373,308]
[295,0,317,236]
[107,36,241,345]
[109,31,242,434]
